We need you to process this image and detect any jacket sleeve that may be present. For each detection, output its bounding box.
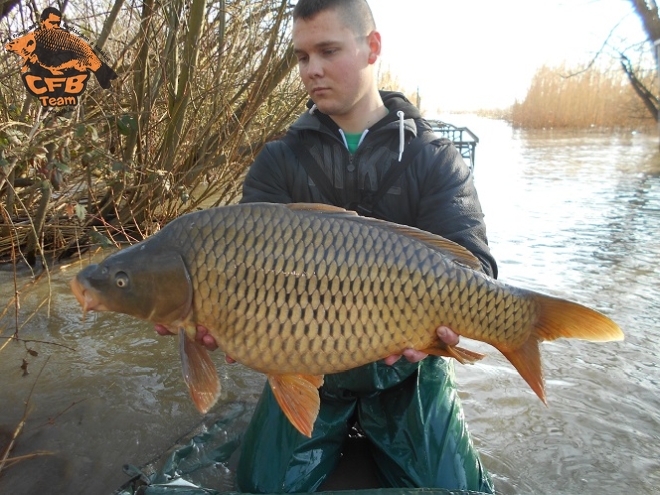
[240,142,295,204]
[415,142,498,278]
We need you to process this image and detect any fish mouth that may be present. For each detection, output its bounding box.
[70,277,109,319]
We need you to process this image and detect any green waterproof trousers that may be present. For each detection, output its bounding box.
[236,356,494,493]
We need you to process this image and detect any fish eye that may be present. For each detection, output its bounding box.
[114,272,129,288]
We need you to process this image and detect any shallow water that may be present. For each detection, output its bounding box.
[444,116,660,494]
[1,117,659,494]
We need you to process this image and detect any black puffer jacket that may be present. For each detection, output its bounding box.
[241,91,497,278]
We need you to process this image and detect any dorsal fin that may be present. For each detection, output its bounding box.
[387,225,483,270]
[286,203,357,215]
[285,203,482,271]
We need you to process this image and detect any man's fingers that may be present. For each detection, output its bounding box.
[194,326,207,342]
[384,349,427,365]
[384,325,460,366]
[437,325,460,346]
[401,348,428,363]
[201,332,218,351]
[383,354,402,366]
[154,324,218,351]
[154,324,174,336]
[195,325,219,351]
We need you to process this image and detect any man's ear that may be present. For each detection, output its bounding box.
[366,30,381,64]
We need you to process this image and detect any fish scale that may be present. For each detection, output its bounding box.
[166,205,520,373]
[36,29,90,55]
[33,28,103,72]
[71,202,624,437]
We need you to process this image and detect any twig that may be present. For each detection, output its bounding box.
[11,214,19,338]
[27,399,88,432]
[0,355,50,474]
[4,182,53,319]
[561,17,626,79]
[0,451,54,469]
[0,336,76,352]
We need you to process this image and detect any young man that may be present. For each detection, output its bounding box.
[158,0,496,491]
[238,0,496,491]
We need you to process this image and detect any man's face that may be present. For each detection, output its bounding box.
[293,9,376,118]
[42,14,61,29]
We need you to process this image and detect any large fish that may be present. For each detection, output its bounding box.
[5,28,117,87]
[70,203,623,437]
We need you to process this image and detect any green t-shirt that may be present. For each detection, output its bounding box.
[344,132,362,154]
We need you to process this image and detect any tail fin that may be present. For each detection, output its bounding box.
[94,62,118,89]
[533,296,624,342]
[497,294,623,404]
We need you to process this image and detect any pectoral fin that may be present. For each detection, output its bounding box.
[179,328,221,414]
[267,374,324,438]
[420,342,486,364]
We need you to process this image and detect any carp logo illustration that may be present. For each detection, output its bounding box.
[4,7,117,107]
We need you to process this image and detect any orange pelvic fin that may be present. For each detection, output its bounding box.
[179,328,221,414]
[268,374,324,438]
[496,294,624,404]
[420,342,486,364]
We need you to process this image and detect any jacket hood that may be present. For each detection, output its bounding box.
[292,90,427,161]
[293,90,423,136]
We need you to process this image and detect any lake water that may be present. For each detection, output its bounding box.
[1,116,659,494]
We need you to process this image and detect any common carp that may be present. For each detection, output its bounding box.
[70,203,623,437]
[5,28,117,88]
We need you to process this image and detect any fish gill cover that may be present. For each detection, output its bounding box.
[4,6,117,107]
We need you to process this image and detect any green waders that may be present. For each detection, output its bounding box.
[236,357,494,493]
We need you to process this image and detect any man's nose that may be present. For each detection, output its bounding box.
[305,55,323,78]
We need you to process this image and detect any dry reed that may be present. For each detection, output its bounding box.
[509,63,656,130]
[0,0,307,267]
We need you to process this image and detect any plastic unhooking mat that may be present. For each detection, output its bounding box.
[114,402,491,495]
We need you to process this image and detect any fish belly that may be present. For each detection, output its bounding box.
[162,203,538,376]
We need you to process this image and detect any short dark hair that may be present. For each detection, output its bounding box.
[40,7,62,21]
[293,0,376,35]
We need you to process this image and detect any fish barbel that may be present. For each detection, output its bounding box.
[70,203,624,437]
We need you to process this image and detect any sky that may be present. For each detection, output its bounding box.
[369,0,649,113]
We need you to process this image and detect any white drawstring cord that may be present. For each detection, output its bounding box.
[338,129,349,149]
[397,110,405,161]
[338,129,369,151]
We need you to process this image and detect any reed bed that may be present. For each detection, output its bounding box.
[509,63,657,130]
[0,0,307,269]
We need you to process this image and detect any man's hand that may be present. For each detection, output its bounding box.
[154,323,218,350]
[154,324,237,362]
[383,326,459,365]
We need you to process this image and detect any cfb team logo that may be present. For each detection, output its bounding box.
[4,7,117,107]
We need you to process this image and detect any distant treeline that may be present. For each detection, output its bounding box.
[508,64,657,130]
